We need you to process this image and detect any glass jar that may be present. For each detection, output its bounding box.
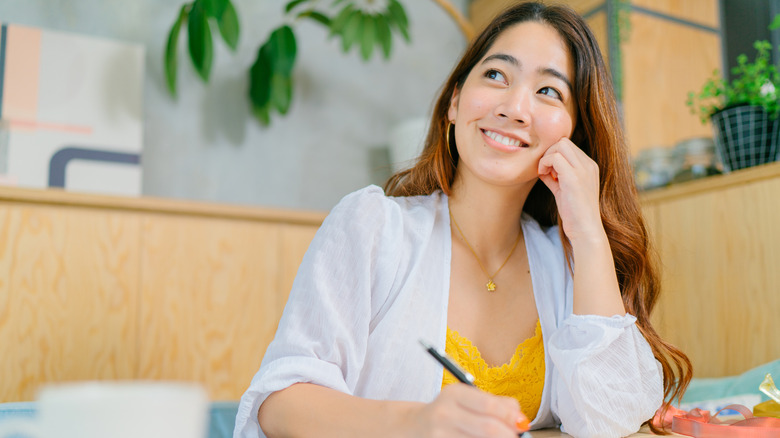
[671,137,722,184]
[634,146,679,190]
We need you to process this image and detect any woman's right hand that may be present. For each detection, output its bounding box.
[405,384,529,437]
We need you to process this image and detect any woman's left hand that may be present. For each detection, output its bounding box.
[537,137,604,243]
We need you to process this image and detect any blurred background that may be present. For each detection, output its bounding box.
[0,0,777,210]
[0,0,467,210]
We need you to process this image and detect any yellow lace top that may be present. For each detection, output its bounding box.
[442,319,545,421]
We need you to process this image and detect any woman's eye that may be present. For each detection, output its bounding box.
[485,69,506,83]
[539,86,562,100]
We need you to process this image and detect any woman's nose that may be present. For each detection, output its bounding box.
[495,88,531,124]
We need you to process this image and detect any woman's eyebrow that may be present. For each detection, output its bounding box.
[539,67,573,91]
[482,53,518,66]
[482,52,573,91]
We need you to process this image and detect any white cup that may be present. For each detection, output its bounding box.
[0,381,209,438]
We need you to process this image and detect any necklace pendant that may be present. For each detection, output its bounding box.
[486,280,497,292]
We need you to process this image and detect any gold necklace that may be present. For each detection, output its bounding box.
[449,209,523,292]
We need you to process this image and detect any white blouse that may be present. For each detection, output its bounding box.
[234,185,663,438]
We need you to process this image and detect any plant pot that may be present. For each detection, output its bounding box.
[709,105,780,172]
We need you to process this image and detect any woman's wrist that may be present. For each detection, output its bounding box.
[568,225,610,252]
[383,400,426,438]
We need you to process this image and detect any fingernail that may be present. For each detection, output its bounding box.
[516,415,530,431]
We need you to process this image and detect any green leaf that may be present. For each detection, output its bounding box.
[374,14,392,59]
[218,1,239,51]
[202,0,228,19]
[388,0,408,28]
[341,11,363,52]
[285,0,308,14]
[165,4,189,96]
[298,10,331,27]
[253,104,271,126]
[249,42,274,111]
[269,25,297,75]
[188,0,214,81]
[249,27,298,124]
[270,73,293,114]
[387,0,410,41]
[770,14,780,30]
[360,14,375,61]
[329,4,354,37]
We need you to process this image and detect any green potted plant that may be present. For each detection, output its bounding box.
[686,15,780,172]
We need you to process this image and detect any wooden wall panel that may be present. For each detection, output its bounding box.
[632,0,719,28]
[469,0,605,34]
[0,186,325,402]
[642,204,666,331]
[585,10,609,65]
[469,0,517,33]
[137,214,281,400]
[622,12,720,155]
[649,177,780,377]
[0,204,139,402]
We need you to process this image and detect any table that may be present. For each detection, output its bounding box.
[530,425,676,437]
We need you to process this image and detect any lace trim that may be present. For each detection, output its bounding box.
[442,320,546,420]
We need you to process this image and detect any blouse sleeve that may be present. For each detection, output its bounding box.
[547,313,664,438]
[233,186,400,438]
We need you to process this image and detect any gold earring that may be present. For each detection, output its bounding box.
[446,121,454,159]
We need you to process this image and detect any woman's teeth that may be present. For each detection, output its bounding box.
[484,130,524,147]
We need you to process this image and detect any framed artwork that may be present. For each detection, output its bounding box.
[0,23,144,196]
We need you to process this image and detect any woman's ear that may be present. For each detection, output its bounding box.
[447,88,460,122]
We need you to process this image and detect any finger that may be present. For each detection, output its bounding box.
[454,413,522,438]
[548,137,590,169]
[453,388,521,426]
[559,138,601,175]
[516,413,530,432]
[538,150,575,182]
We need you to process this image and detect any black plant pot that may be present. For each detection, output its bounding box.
[710,105,779,172]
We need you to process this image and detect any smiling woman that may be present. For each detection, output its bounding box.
[235,3,691,438]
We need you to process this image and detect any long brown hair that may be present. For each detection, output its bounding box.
[384,1,691,431]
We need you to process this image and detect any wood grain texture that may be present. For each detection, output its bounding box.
[632,0,719,29]
[0,204,139,402]
[646,178,780,377]
[137,214,282,401]
[585,10,609,67]
[469,0,605,34]
[469,0,518,33]
[0,186,325,402]
[642,204,666,332]
[622,11,721,156]
[0,186,325,226]
[565,0,606,15]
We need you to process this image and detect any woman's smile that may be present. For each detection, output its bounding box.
[481,128,529,150]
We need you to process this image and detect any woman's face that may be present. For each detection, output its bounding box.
[448,21,577,189]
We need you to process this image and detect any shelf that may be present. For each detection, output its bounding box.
[0,185,326,225]
[639,161,780,204]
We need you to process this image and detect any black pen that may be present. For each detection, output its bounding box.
[419,339,531,437]
[419,339,476,386]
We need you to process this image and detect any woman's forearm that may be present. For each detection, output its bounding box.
[258,383,422,438]
[570,231,626,317]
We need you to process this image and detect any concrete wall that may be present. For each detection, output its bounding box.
[0,0,468,210]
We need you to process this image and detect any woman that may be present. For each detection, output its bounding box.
[234,2,691,437]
